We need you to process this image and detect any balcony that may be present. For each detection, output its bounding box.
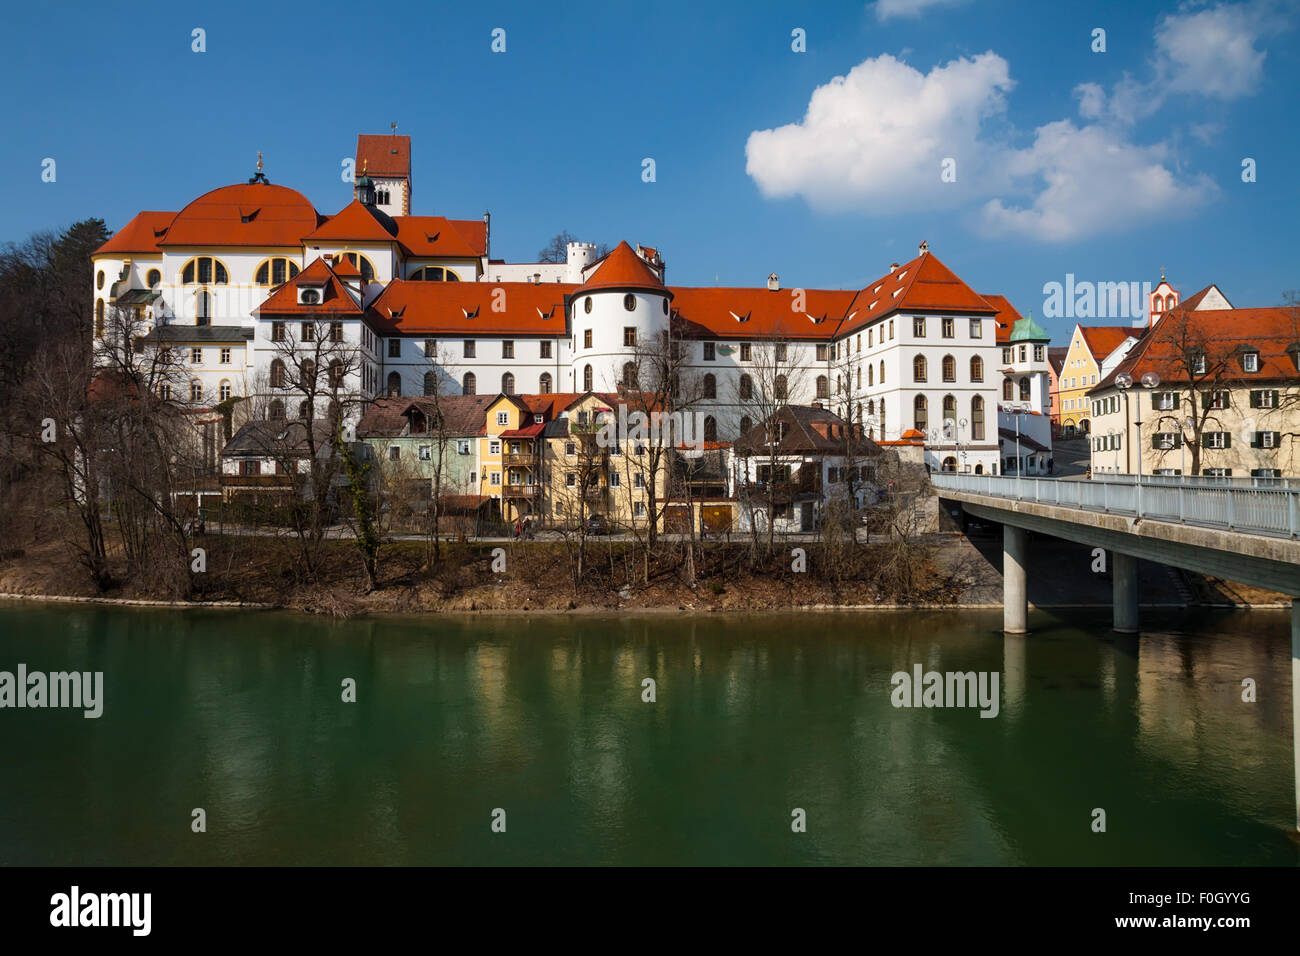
[503,452,535,467]
[504,483,539,498]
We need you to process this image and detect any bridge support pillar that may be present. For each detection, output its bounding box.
[1003,525,1028,635]
[1292,600,1299,833]
[1112,552,1139,634]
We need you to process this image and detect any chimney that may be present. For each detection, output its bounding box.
[890,263,899,274]
[767,273,779,291]
[918,240,929,255]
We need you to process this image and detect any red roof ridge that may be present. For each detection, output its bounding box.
[578,241,665,293]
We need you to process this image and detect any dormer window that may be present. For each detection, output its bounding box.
[1191,351,1207,375]
[300,288,321,305]
[1242,350,1259,373]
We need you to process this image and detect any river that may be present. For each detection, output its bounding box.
[0,603,1294,865]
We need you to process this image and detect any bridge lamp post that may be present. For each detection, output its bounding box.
[1136,372,1161,481]
[1115,374,1134,477]
[958,417,968,472]
[1011,403,1027,476]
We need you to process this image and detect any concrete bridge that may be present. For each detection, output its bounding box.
[932,472,1300,834]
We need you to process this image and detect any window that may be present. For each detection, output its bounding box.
[423,371,437,396]
[336,252,376,282]
[240,459,260,476]
[218,347,231,364]
[96,269,105,290]
[634,473,646,489]
[703,342,717,361]
[1033,345,1044,362]
[489,439,501,454]
[1204,432,1230,449]
[1251,468,1281,478]
[502,373,514,394]
[583,365,593,391]
[740,343,752,362]
[254,257,300,286]
[159,382,172,401]
[622,363,638,389]
[1204,390,1229,410]
[912,355,927,382]
[868,365,874,387]
[386,371,401,396]
[739,374,753,401]
[1204,468,1232,478]
[1191,352,1207,375]
[463,340,476,358]
[816,375,828,399]
[540,340,552,359]
[584,329,593,349]
[180,256,229,285]
[538,372,552,394]
[270,359,287,388]
[623,327,637,347]
[703,373,717,399]
[1019,345,1027,363]
[1252,431,1280,449]
[462,372,476,395]
[913,395,927,431]
[888,319,894,340]
[191,347,202,364]
[195,291,211,325]
[1154,391,1178,410]
[489,472,501,486]
[583,297,592,314]
[94,300,105,337]
[634,502,646,518]
[970,319,981,338]
[815,344,827,361]
[1250,389,1278,409]
[407,266,461,282]
[879,361,884,385]
[268,399,285,420]
[913,316,926,337]
[609,471,621,488]
[271,322,285,342]
[219,380,231,402]
[502,340,514,359]
[301,322,315,342]
[776,343,788,363]
[388,339,401,358]
[1242,351,1259,373]
[942,355,955,382]
[971,396,985,440]
[970,356,983,382]
[1153,432,1180,450]
[856,335,861,353]
[941,317,954,338]
[774,375,787,400]
[190,381,202,402]
[565,472,577,488]
[623,294,636,312]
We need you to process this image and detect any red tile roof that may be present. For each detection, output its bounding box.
[160,182,319,248]
[367,280,574,335]
[578,241,665,292]
[329,255,362,279]
[671,286,858,340]
[306,200,398,243]
[256,257,363,316]
[837,252,997,338]
[356,134,411,179]
[394,216,487,258]
[981,293,1021,344]
[1079,326,1143,361]
[94,211,176,256]
[1094,306,1300,391]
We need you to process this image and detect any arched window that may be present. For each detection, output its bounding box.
[337,252,376,282]
[254,257,301,286]
[703,416,717,443]
[180,256,229,285]
[539,372,552,394]
[300,358,315,385]
[297,400,309,419]
[914,394,928,431]
[387,371,402,396]
[943,394,957,421]
[502,372,514,395]
[971,396,985,440]
[622,363,638,389]
[96,270,105,290]
[1003,379,1014,401]
[815,375,828,399]
[775,374,787,400]
[942,456,957,473]
[270,359,286,388]
[420,370,435,396]
[269,399,285,420]
[583,365,593,392]
[196,290,211,325]
[970,356,983,382]
[190,380,203,403]
[739,374,753,401]
[94,300,105,337]
[974,463,983,474]
[329,360,345,389]
[408,266,461,282]
[739,415,753,436]
[1019,377,1031,401]
[868,364,874,387]
[584,297,592,314]
[219,380,232,402]
[942,355,956,382]
[623,294,636,312]
[913,355,927,382]
[879,360,885,385]
[159,382,172,401]
[462,372,476,395]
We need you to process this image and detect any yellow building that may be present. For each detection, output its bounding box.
[476,394,545,523]
[1057,325,1142,436]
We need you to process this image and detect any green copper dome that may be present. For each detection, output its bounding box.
[1008,311,1049,343]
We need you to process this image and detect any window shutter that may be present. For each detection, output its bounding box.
[1201,393,1211,409]
[1152,392,1161,409]
[1250,432,1260,448]
[1222,432,1230,449]
[1151,434,1162,449]
[1270,390,1279,407]
[1249,390,1260,408]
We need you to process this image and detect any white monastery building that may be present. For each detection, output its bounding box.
[91,133,1048,475]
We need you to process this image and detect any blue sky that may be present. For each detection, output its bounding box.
[2,0,1296,344]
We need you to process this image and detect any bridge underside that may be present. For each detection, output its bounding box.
[945,492,1300,596]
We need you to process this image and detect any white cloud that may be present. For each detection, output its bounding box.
[1154,3,1269,99]
[979,121,1217,241]
[874,0,969,21]
[744,53,1013,212]
[1073,82,1106,120]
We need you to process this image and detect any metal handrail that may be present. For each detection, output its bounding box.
[931,472,1299,539]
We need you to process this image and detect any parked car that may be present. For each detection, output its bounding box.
[585,513,614,535]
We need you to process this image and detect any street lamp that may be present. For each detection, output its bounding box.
[957,416,968,472]
[1115,373,1133,476]
[1010,402,1027,476]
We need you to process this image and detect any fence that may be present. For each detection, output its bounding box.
[932,473,1300,539]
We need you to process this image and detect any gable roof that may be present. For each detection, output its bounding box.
[394,216,488,258]
[356,134,411,179]
[306,200,399,243]
[733,405,881,457]
[256,257,363,316]
[356,395,490,438]
[1078,325,1143,361]
[94,211,176,256]
[161,182,319,247]
[837,251,997,339]
[1179,283,1234,312]
[577,241,665,293]
[981,293,1021,344]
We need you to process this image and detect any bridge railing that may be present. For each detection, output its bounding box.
[931,473,1300,539]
